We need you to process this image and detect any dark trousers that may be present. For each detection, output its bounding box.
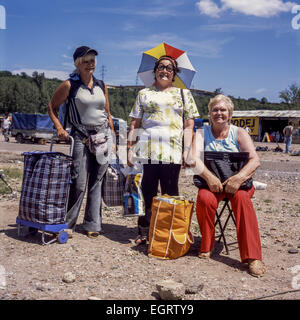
[138,163,181,235]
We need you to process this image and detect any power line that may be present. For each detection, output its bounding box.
[100,65,107,82]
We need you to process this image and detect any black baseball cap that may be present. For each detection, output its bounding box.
[73,46,98,61]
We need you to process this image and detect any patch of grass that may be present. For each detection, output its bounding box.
[0,168,23,195]
[2,168,23,179]
[263,199,272,204]
[193,224,200,233]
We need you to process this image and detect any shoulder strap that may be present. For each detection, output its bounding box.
[68,78,82,100]
[180,89,185,127]
[63,78,83,131]
[180,88,185,108]
[94,78,105,94]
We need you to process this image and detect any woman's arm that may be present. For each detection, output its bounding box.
[192,129,224,193]
[104,84,115,134]
[48,80,71,140]
[183,118,195,167]
[127,117,142,167]
[223,127,260,194]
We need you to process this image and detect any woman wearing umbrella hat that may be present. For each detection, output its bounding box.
[128,53,199,245]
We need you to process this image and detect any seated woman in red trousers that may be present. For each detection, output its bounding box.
[193,94,265,278]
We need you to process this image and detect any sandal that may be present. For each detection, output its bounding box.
[86,231,100,239]
[248,259,266,278]
[134,235,147,246]
[198,251,211,259]
[64,229,73,239]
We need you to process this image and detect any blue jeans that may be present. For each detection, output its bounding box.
[66,129,111,232]
[285,136,292,153]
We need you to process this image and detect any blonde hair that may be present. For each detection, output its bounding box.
[73,53,97,74]
[208,94,234,123]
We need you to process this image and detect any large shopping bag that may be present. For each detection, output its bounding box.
[18,151,73,224]
[148,195,194,259]
[102,162,125,207]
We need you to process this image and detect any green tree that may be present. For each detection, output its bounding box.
[279,83,300,108]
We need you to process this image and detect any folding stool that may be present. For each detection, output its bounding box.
[214,198,237,255]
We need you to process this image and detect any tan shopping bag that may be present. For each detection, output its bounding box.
[148,195,194,259]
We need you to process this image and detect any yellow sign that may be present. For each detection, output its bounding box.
[231,117,259,135]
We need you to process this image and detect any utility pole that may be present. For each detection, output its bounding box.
[135,74,139,86]
[101,65,107,82]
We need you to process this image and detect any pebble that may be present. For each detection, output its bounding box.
[288,248,299,254]
[156,279,185,300]
[185,284,204,295]
[88,296,102,300]
[62,272,76,283]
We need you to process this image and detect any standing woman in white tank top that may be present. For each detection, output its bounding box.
[48,46,115,239]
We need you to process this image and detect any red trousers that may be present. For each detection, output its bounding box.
[196,186,262,263]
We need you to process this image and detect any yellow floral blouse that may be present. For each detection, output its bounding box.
[129,87,199,164]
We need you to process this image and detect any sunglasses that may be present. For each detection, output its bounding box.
[157,64,174,72]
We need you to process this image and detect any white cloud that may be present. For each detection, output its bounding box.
[200,23,274,32]
[123,22,136,31]
[62,54,72,59]
[196,0,297,18]
[66,4,183,17]
[255,88,267,94]
[12,69,69,80]
[107,33,233,58]
[196,0,223,18]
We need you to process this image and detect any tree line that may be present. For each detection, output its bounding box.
[0,71,299,122]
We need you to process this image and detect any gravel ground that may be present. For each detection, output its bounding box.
[0,137,300,302]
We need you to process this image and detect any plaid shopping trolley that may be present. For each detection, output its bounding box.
[16,137,74,245]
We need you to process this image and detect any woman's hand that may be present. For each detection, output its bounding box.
[57,128,69,141]
[127,148,134,167]
[223,174,243,194]
[206,174,223,193]
[182,149,196,168]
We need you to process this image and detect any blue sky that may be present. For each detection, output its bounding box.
[1,0,300,102]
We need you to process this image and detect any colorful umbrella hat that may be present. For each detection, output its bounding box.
[137,42,196,89]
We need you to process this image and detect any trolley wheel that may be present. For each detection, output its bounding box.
[38,138,46,145]
[57,230,68,244]
[15,133,25,144]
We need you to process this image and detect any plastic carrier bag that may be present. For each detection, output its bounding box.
[123,172,144,217]
[148,195,194,260]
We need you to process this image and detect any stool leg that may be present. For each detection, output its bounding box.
[214,201,230,255]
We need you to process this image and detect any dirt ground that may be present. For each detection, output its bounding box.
[0,135,300,301]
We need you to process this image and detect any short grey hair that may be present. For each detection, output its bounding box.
[208,94,234,123]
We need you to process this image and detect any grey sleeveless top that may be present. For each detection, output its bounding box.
[74,83,107,126]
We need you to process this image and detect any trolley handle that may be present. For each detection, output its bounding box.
[50,135,74,157]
